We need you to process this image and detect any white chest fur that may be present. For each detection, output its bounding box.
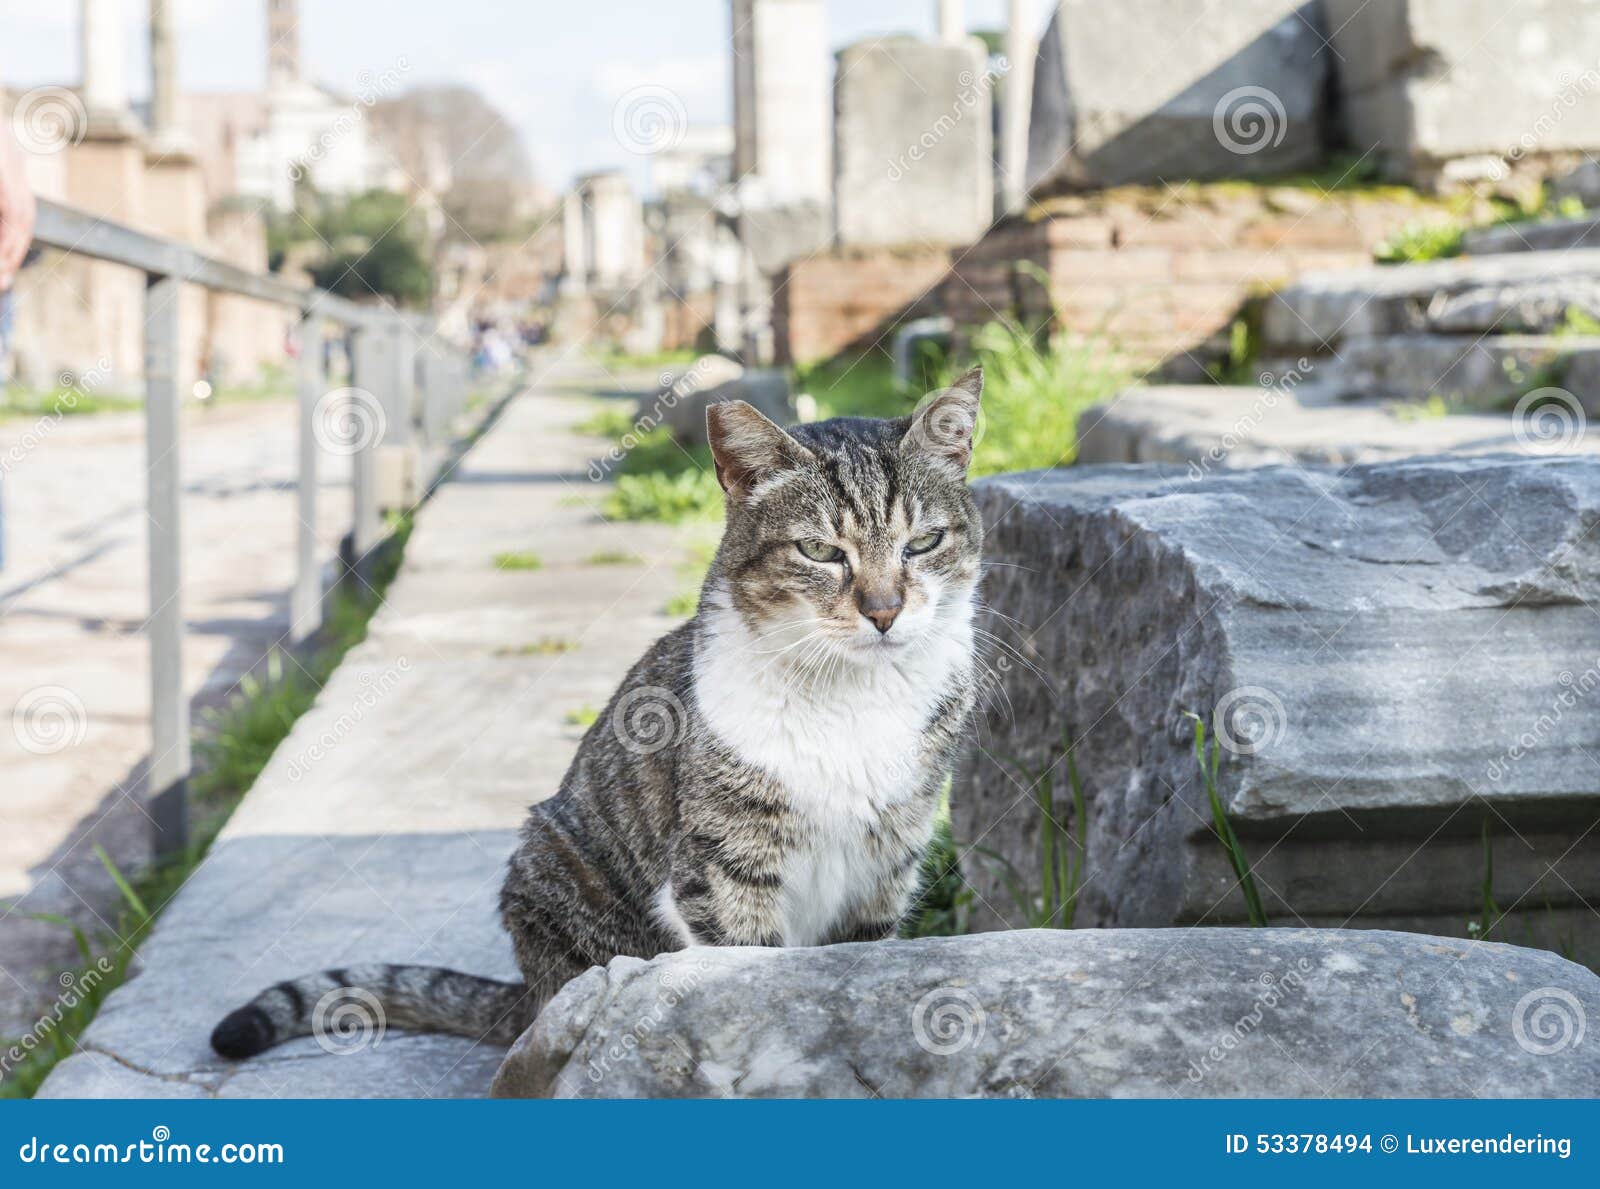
[693,597,971,945]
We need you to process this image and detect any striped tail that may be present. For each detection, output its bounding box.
[210,965,535,1059]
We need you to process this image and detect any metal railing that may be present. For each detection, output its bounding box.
[28,198,470,856]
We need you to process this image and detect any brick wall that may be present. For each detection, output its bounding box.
[773,248,953,365]
[941,187,1446,370]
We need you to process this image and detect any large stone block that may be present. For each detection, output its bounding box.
[492,929,1600,1097]
[1075,385,1600,470]
[834,36,993,248]
[646,355,794,447]
[1325,0,1600,182]
[955,457,1600,951]
[1027,1,1327,193]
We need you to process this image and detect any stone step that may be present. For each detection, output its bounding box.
[492,930,1600,1097]
[1076,384,1600,470]
[1261,249,1600,350]
[1462,215,1600,255]
[1306,332,1600,409]
[957,456,1600,947]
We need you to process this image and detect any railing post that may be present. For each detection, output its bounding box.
[348,326,382,562]
[144,271,189,857]
[291,313,324,643]
[385,322,416,448]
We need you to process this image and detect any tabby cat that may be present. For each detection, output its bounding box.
[211,367,986,1059]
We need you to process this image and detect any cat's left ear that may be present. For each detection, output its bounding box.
[706,400,814,497]
[904,366,982,473]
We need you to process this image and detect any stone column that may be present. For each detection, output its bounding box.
[81,0,134,133]
[561,189,589,294]
[999,0,1034,213]
[147,0,193,156]
[937,0,965,41]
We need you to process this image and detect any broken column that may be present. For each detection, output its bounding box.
[1027,0,1329,191]
[834,36,994,248]
[1325,0,1600,185]
[955,456,1600,960]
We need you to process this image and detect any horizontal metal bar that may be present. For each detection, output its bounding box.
[32,198,429,334]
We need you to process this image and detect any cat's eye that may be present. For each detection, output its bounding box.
[796,539,845,563]
[905,530,944,555]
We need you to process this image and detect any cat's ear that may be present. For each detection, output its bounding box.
[706,400,812,497]
[904,366,982,473]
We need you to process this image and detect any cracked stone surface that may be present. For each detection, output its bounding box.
[491,929,1600,1098]
[1076,385,1600,470]
[954,457,1600,947]
[38,360,694,1098]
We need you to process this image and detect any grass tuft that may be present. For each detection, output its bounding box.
[493,550,544,571]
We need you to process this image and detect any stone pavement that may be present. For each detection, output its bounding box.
[0,398,349,1040]
[37,360,692,1097]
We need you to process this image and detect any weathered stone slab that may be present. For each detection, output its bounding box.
[1332,333,1600,409]
[492,929,1600,1098]
[1076,384,1600,470]
[649,355,793,446]
[1028,1,1327,192]
[1462,216,1600,256]
[1260,250,1600,350]
[834,36,992,248]
[1325,0,1600,183]
[956,457,1600,943]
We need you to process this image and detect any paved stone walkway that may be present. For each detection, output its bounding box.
[0,398,349,1040]
[38,360,693,1097]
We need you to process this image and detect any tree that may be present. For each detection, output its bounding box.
[273,188,435,307]
[370,85,536,243]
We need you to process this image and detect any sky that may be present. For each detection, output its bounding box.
[0,0,1052,193]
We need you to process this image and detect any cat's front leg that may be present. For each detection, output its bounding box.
[667,822,787,947]
[824,856,922,945]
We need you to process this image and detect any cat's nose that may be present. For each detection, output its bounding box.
[858,590,903,634]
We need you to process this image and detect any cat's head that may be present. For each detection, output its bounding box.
[702,367,984,666]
